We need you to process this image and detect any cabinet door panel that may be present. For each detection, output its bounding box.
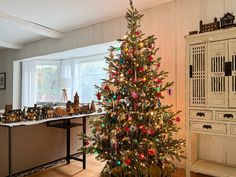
[189,44,207,106]
[229,39,236,107]
[208,41,228,107]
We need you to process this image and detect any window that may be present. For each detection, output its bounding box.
[77,59,107,103]
[21,55,107,107]
[35,64,60,102]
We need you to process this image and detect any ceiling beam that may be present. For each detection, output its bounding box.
[0,11,64,39]
[0,40,22,49]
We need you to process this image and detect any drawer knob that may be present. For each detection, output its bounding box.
[196,112,205,117]
[223,114,234,119]
[203,125,212,129]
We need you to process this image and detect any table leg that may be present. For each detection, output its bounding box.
[83,117,86,169]
[8,127,12,177]
[66,119,71,164]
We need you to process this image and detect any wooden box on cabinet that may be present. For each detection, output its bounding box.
[186,28,236,177]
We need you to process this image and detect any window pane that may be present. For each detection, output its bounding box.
[35,65,59,102]
[78,59,107,103]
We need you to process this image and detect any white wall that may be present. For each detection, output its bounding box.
[0,0,236,175]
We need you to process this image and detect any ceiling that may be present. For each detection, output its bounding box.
[0,0,173,49]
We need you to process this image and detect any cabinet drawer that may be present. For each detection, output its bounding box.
[189,121,227,134]
[189,110,212,120]
[230,125,236,135]
[216,111,236,121]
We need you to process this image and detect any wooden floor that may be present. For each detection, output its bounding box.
[30,155,211,177]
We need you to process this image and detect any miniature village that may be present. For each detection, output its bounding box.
[0,92,99,124]
[189,12,236,35]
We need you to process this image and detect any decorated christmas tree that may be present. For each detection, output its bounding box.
[79,0,185,176]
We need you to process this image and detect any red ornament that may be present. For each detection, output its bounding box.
[135,31,141,37]
[157,63,161,68]
[148,55,153,61]
[139,66,144,72]
[131,91,138,99]
[125,127,130,133]
[85,140,90,146]
[128,69,133,74]
[147,129,155,135]
[117,95,122,101]
[139,153,145,160]
[157,93,161,98]
[148,149,157,156]
[141,127,147,134]
[96,92,102,100]
[176,117,181,122]
[134,103,138,110]
[125,158,131,165]
[131,78,137,83]
[104,85,110,91]
[169,120,173,125]
[157,79,162,84]
[149,43,155,49]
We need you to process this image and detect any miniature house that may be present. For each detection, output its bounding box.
[220,12,235,28]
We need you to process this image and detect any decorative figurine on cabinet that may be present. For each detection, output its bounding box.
[199,17,220,33]
[220,12,236,28]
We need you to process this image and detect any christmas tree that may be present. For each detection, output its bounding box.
[79,0,185,176]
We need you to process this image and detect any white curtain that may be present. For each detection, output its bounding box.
[21,60,36,107]
[60,56,107,103]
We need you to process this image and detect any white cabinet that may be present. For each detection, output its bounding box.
[186,28,236,177]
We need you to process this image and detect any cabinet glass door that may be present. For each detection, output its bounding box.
[208,41,228,107]
[229,39,236,107]
[189,44,207,106]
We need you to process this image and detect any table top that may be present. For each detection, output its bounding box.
[0,112,105,128]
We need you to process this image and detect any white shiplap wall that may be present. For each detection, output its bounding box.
[0,0,236,175]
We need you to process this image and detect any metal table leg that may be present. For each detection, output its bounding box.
[82,116,86,169]
[8,127,12,177]
[66,119,71,164]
